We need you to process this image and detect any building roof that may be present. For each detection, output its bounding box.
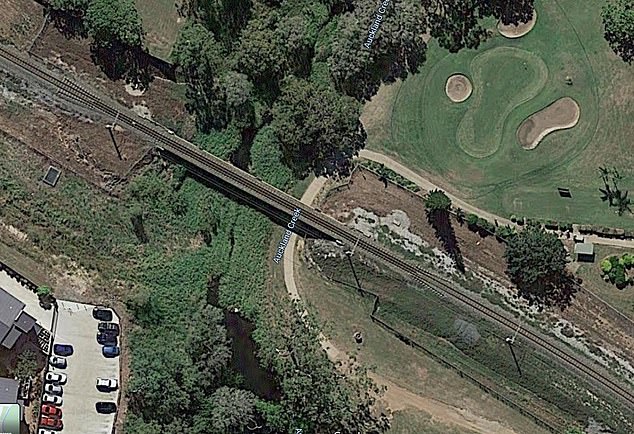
[574,242,594,255]
[1,326,22,349]
[0,322,9,343]
[0,288,25,327]
[14,311,36,333]
[0,377,19,404]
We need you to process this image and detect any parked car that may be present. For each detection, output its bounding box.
[45,372,67,385]
[42,394,63,406]
[38,429,56,434]
[41,404,62,418]
[44,383,62,395]
[102,346,120,358]
[92,306,113,321]
[53,344,73,357]
[95,401,117,414]
[49,356,67,369]
[39,416,63,430]
[97,332,117,346]
[98,322,120,335]
[96,378,119,391]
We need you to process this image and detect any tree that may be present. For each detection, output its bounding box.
[504,225,577,309]
[192,387,258,434]
[422,0,489,53]
[602,0,634,63]
[36,286,56,309]
[13,350,39,379]
[250,126,294,190]
[271,77,366,178]
[85,0,144,48]
[424,189,464,271]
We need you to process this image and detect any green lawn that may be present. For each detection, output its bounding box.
[576,245,634,319]
[366,0,634,229]
[136,0,184,60]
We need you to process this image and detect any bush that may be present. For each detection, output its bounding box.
[510,214,517,223]
[466,213,479,227]
[621,253,634,268]
[600,259,613,274]
[477,217,496,233]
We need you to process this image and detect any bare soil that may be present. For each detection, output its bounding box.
[498,10,537,39]
[0,0,45,49]
[517,97,580,149]
[445,74,473,103]
[322,168,634,370]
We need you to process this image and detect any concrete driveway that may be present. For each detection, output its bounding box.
[0,270,53,330]
[49,300,120,434]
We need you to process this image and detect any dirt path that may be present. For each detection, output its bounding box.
[283,176,521,434]
[359,149,634,250]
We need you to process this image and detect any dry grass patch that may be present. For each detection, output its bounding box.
[517,96,580,150]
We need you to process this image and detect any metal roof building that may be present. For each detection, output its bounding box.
[0,288,37,349]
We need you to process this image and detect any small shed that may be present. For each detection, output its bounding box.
[574,242,595,263]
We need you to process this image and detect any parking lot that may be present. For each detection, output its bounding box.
[49,300,120,434]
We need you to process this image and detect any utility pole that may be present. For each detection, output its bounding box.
[344,236,363,296]
[505,324,523,376]
[106,111,122,160]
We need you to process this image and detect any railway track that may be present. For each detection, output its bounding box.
[1,45,632,409]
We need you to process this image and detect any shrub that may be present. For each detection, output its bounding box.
[613,268,628,288]
[466,213,479,227]
[621,253,634,268]
[510,214,517,223]
[600,259,613,274]
[477,217,496,233]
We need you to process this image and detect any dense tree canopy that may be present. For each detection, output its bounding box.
[504,225,577,309]
[602,0,634,63]
[85,0,144,48]
[271,77,366,177]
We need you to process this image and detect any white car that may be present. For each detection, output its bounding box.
[96,378,118,391]
[45,372,67,384]
[49,356,67,369]
[44,383,62,395]
[42,394,63,405]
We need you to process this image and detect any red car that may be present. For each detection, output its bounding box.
[40,416,63,429]
[41,404,62,418]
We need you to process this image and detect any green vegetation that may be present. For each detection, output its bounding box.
[602,0,634,63]
[359,161,421,192]
[85,0,143,48]
[504,225,576,309]
[600,253,634,289]
[311,251,634,433]
[576,245,634,319]
[13,350,39,380]
[599,166,632,216]
[367,0,634,229]
[425,189,464,271]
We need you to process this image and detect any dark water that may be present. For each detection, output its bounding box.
[224,311,282,401]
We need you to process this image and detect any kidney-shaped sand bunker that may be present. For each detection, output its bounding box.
[517,96,580,150]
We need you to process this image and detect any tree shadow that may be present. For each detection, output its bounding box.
[50,10,88,39]
[426,209,465,272]
[90,43,153,90]
[516,271,579,312]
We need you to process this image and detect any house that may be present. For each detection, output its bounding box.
[0,377,24,422]
[0,288,39,350]
[574,242,595,263]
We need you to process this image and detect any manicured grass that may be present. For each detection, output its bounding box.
[136,0,185,60]
[576,245,634,319]
[366,0,634,229]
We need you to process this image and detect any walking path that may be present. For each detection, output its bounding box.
[359,149,634,250]
[282,176,520,434]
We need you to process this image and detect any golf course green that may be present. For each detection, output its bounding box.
[365,0,634,228]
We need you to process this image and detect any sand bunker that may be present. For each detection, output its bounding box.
[445,74,472,103]
[498,10,537,38]
[517,97,580,150]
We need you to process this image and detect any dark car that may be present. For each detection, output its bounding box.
[97,322,120,335]
[102,346,120,358]
[97,332,117,346]
[95,402,117,414]
[53,344,73,357]
[92,306,113,322]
